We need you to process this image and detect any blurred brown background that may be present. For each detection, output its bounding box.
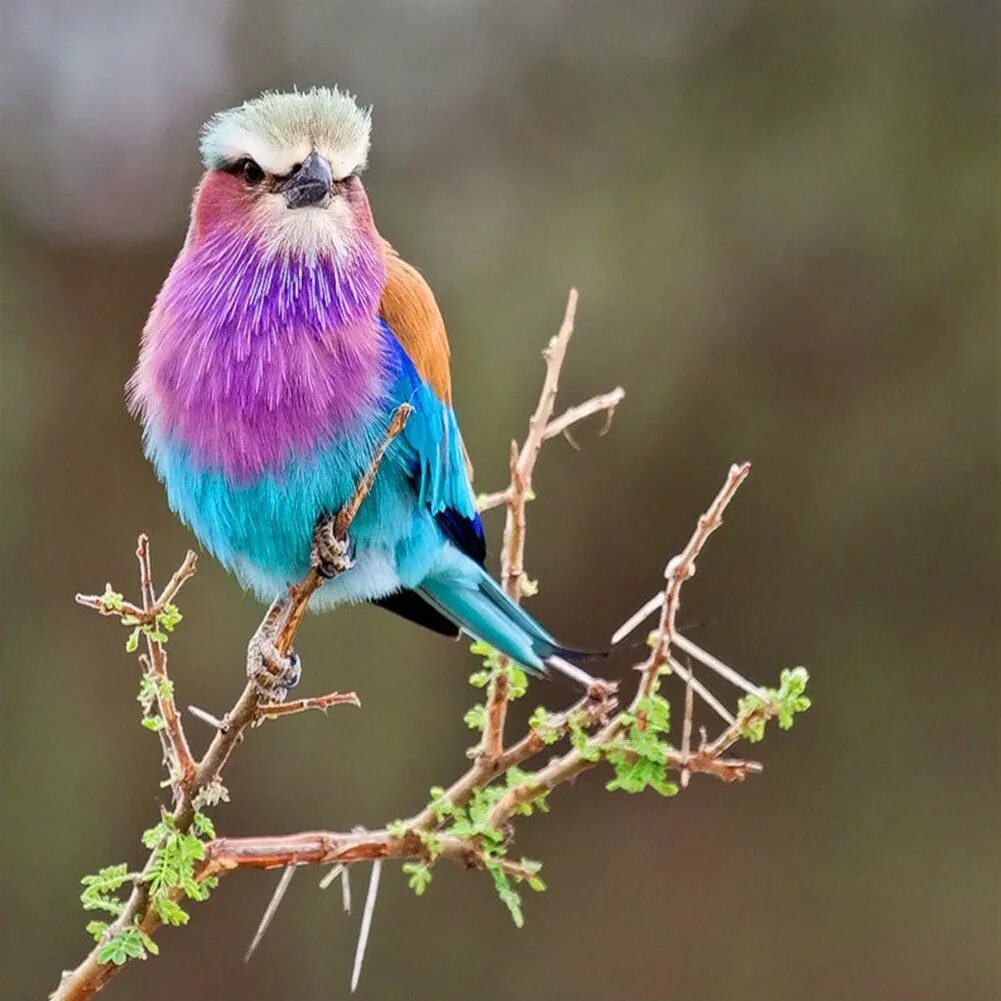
[2,2,997,999]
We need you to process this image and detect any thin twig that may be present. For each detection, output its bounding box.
[256,691,361,721]
[640,462,753,702]
[483,289,586,760]
[475,488,510,513]
[542,387,625,442]
[135,535,196,792]
[155,549,200,610]
[476,388,624,514]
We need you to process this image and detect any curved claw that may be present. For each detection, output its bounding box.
[247,634,301,703]
[283,651,302,690]
[311,516,355,579]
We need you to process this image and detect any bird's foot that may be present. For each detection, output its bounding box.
[311,514,355,579]
[247,596,302,702]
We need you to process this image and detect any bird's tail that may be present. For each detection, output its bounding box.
[419,558,603,689]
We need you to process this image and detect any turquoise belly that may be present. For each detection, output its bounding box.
[145,425,440,606]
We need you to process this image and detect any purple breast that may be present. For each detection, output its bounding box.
[134,229,388,481]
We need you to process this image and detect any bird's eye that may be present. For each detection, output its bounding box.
[239,158,264,185]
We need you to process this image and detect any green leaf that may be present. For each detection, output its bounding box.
[429,796,456,823]
[486,861,524,928]
[136,926,160,957]
[153,894,189,927]
[776,667,811,729]
[86,920,109,943]
[737,667,811,742]
[125,629,141,653]
[141,820,169,849]
[402,861,433,896]
[81,864,133,915]
[97,927,149,965]
[157,604,183,631]
[97,936,130,966]
[603,694,678,796]
[507,666,529,701]
[737,693,768,742]
[141,715,165,732]
[100,585,125,612]
[192,813,215,840]
[635,694,671,734]
[528,706,561,744]
[503,767,549,816]
[386,818,408,838]
[570,722,601,762]
[463,703,486,731]
[145,825,212,926]
[469,640,503,670]
[417,831,441,861]
[516,858,547,893]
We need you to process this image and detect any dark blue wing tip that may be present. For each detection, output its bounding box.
[435,508,487,566]
[546,643,610,664]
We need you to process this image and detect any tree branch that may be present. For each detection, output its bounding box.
[195,463,761,882]
[53,294,808,1000]
[51,406,412,1001]
[480,288,623,760]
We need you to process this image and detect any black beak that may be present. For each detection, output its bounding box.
[280,151,333,208]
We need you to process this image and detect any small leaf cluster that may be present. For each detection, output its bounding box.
[81,863,136,920]
[99,584,182,653]
[143,812,218,928]
[137,674,173,733]
[401,861,433,895]
[527,705,562,745]
[737,667,811,743]
[401,772,548,926]
[604,694,678,796]
[93,924,160,965]
[484,856,546,929]
[465,642,529,731]
[80,862,159,965]
[79,811,217,965]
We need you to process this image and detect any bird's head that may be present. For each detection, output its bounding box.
[192,87,376,261]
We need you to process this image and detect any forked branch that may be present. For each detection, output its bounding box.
[53,406,413,1001]
[54,293,809,1001]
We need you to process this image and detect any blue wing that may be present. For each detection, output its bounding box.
[376,320,598,681]
[380,320,486,566]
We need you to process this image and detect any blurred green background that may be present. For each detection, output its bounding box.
[2,2,997,999]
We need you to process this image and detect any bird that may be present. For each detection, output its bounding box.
[129,87,601,700]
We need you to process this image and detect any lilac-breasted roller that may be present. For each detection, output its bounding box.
[130,88,597,697]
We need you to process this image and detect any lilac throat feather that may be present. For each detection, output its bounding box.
[131,221,388,482]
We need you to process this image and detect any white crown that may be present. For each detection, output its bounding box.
[200,87,372,180]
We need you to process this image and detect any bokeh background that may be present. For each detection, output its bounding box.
[2,2,997,999]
